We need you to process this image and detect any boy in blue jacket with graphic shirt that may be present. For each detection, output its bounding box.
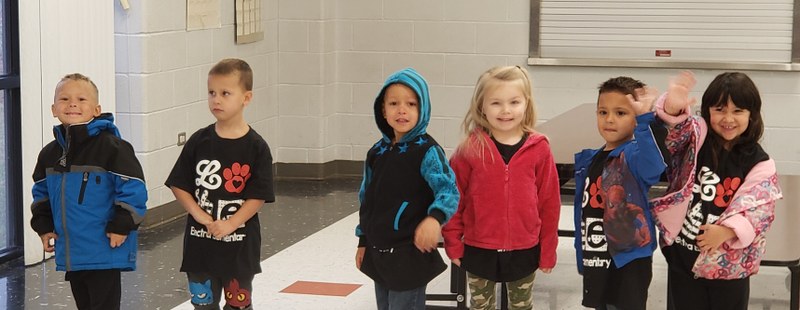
[573,77,667,309]
[354,68,459,310]
[30,73,147,310]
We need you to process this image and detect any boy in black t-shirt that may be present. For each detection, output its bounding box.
[165,58,275,310]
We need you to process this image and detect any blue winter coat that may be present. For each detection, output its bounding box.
[573,112,666,272]
[31,113,147,272]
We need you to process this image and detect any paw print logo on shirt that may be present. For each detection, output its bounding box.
[714,177,741,208]
[588,176,606,209]
[223,162,251,193]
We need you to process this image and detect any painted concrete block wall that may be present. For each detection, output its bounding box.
[328,0,542,160]
[116,0,800,212]
[326,0,800,175]
[275,0,327,164]
[114,0,279,208]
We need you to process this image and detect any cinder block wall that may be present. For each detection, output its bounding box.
[115,1,280,208]
[116,0,800,211]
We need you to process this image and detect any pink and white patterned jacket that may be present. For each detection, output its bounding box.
[651,95,783,280]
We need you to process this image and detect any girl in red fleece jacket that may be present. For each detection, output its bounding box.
[442,66,561,310]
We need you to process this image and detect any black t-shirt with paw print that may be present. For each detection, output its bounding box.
[663,142,768,276]
[165,124,275,277]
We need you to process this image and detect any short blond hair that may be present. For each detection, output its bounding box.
[57,73,99,99]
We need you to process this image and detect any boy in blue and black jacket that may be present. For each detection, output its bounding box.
[30,73,147,310]
[355,68,459,310]
[573,76,667,309]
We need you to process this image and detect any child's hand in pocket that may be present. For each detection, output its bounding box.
[107,233,127,248]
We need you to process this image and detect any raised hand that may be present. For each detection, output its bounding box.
[666,71,697,116]
[627,86,659,115]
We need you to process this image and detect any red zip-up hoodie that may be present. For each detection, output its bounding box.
[442,131,561,269]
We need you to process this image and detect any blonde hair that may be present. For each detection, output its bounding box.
[455,66,537,160]
[57,73,99,99]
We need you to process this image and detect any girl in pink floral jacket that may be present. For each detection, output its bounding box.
[651,71,782,310]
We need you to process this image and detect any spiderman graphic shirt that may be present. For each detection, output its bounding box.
[580,150,655,308]
[663,142,768,275]
[166,124,275,277]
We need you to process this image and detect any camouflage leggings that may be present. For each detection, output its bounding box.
[467,272,536,310]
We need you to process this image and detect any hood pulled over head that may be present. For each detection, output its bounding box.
[374,68,431,144]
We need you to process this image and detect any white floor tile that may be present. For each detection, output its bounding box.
[174,210,794,309]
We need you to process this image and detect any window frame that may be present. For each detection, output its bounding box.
[0,0,22,265]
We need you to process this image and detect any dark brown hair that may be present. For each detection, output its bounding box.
[598,76,645,101]
[701,72,764,159]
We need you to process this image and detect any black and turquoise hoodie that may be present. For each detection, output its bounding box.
[30,113,147,272]
[356,68,459,248]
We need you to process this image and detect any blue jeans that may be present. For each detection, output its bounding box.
[374,282,427,310]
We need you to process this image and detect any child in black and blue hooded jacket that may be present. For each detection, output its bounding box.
[354,68,459,310]
[30,73,147,310]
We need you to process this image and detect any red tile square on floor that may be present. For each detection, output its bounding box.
[279,281,362,297]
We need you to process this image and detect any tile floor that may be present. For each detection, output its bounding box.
[0,178,794,309]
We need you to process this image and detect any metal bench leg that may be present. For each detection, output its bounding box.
[457,265,467,309]
[425,262,467,309]
[791,264,800,310]
[500,282,508,310]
